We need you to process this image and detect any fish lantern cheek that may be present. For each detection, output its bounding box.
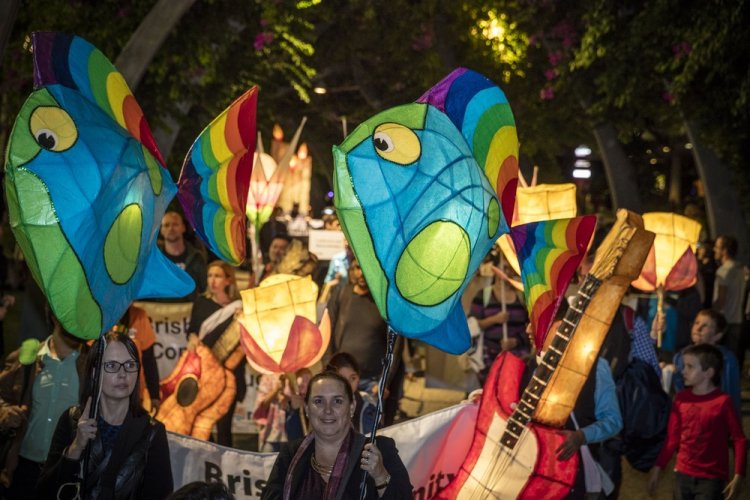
[29,106,78,152]
[372,123,420,165]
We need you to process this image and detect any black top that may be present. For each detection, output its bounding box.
[261,433,413,500]
[37,405,173,500]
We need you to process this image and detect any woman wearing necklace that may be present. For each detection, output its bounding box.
[185,260,245,447]
[37,331,173,499]
[261,371,412,499]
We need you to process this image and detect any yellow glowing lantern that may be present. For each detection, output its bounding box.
[631,212,701,345]
[498,182,578,274]
[238,274,330,374]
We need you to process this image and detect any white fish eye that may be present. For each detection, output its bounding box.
[373,131,395,153]
[34,128,59,150]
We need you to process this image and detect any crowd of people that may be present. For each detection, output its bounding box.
[0,203,748,499]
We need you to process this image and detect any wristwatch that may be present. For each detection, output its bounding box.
[375,473,391,490]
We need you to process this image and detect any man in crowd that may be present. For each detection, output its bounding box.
[712,235,745,366]
[0,313,88,499]
[258,234,290,283]
[325,259,405,426]
[159,211,207,298]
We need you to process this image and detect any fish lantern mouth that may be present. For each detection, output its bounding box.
[395,220,470,306]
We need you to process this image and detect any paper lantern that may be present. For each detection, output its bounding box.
[4,32,193,339]
[499,183,578,275]
[157,322,246,439]
[533,210,654,426]
[631,212,701,292]
[511,216,597,350]
[333,67,518,354]
[238,274,330,374]
[631,212,701,346]
[177,88,257,266]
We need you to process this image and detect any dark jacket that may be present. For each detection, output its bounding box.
[37,406,173,500]
[0,341,88,487]
[262,432,412,500]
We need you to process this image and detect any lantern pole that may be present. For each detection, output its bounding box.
[498,252,509,342]
[656,285,665,348]
[358,327,398,500]
[284,372,309,435]
[81,336,106,494]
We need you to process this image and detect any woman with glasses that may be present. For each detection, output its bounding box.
[37,331,173,499]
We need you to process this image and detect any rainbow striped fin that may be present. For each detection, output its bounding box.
[511,216,597,349]
[418,67,519,226]
[178,88,258,265]
[31,31,166,167]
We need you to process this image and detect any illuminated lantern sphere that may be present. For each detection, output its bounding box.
[239,274,330,374]
[632,212,702,292]
[498,183,578,275]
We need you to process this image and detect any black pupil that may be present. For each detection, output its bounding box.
[37,132,56,149]
[373,137,389,151]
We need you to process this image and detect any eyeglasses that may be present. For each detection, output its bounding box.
[102,360,139,373]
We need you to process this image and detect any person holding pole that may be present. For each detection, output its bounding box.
[37,331,172,499]
[261,371,412,499]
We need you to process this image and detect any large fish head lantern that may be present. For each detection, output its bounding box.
[4,32,194,339]
[332,68,518,354]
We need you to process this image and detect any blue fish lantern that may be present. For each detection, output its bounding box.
[333,68,519,354]
[4,32,194,340]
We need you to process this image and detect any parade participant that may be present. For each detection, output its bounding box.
[712,235,745,366]
[159,210,208,298]
[648,344,746,499]
[37,331,172,499]
[114,305,162,414]
[326,352,378,434]
[261,371,412,499]
[186,260,244,447]
[326,259,405,426]
[0,314,87,499]
[468,259,529,385]
[258,234,291,282]
[666,309,741,415]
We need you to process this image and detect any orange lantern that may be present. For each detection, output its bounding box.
[238,274,330,374]
[631,212,702,345]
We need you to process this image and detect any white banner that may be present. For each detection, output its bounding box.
[168,402,478,498]
[134,301,193,378]
[308,229,346,260]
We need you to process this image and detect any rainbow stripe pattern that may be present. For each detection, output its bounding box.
[418,67,519,226]
[32,31,166,167]
[511,216,597,349]
[333,68,518,354]
[178,88,257,265]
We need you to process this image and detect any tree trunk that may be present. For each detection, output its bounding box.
[591,121,643,213]
[668,145,682,209]
[0,0,21,69]
[115,0,198,90]
[684,120,748,261]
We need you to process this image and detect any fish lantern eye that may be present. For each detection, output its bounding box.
[372,123,421,165]
[29,106,78,152]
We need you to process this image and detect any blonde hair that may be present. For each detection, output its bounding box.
[204,260,240,301]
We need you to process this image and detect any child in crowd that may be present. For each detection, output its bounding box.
[659,309,740,416]
[326,352,378,434]
[648,344,746,499]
